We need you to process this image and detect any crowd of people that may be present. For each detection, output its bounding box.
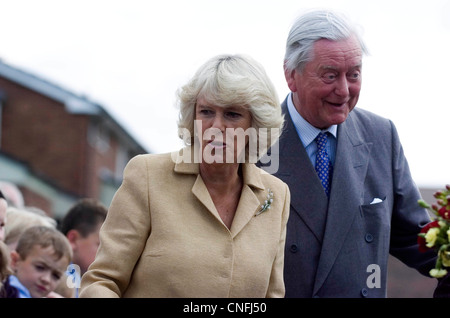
[0,9,448,298]
[0,181,107,298]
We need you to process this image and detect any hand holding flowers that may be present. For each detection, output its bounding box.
[418,185,450,278]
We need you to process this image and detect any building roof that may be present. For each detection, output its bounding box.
[0,59,148,154]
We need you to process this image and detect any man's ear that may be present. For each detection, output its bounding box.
[66,229,80,250]
[284,63,298,93]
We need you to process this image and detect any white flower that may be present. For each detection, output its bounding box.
[430,268,448,278]
[441,250,450,267]
[425,227,440,248]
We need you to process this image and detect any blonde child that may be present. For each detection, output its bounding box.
[1,225,72,298]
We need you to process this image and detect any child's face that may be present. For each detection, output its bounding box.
[12,245,69,298]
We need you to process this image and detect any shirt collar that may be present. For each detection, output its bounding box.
[287,92,337,146]
[8,275,31,298]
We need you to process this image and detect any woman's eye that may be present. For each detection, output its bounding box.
[226,111,241,119]
[199,109,213,116]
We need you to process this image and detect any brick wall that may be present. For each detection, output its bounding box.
[0,77,92,196]
[19,186,52,216]
[0,75,124,202]
[83,130,119,199]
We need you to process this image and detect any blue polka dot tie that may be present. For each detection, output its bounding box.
[315,132,333,197]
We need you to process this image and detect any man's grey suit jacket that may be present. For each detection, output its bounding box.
[258,97,436,297]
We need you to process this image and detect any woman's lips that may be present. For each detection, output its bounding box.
[207,140,226,149]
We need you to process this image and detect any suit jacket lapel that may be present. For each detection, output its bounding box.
[313,111,373,294]
[274,100,328,243]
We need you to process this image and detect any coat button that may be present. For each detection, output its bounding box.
[365,233,374,243]
[361,288,369,297]
[290,244,298,253]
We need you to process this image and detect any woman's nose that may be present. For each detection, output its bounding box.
[212,114,225,132]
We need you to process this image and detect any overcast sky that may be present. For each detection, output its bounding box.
[0,0,449,188]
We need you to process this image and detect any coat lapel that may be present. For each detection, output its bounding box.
[230,164,265,238]
[270,101,328,243]
[173,148,222,223]
[191,174,223,223]
[174,150,265,237]
[313,111,373,294]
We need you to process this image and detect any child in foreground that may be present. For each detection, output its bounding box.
[1,225,72,298]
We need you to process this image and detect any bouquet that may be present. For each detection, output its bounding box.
[417,185,450,278]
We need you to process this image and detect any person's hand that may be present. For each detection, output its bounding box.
[46,291,64,298]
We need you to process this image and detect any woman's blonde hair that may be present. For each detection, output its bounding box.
[177,54,284,160]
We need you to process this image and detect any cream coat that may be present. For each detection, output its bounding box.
[80,149,290,298]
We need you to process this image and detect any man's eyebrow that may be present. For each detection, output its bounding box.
[321,65,338,70]
[320,64,362,71]
[350,64,363,70]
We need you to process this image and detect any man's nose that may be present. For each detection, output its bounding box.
[335,76,349,97]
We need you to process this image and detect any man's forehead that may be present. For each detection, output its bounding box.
[313,37,362,58]
[310,39,363,70]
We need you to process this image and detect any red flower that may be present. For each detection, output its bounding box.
[418,220,440,252]
[438,206,450,220]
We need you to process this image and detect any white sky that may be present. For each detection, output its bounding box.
[0,0,449,188]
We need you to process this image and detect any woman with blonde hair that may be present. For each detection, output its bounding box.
[80,54,290,298]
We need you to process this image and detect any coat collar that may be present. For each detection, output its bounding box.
[172,146,266,238]
[172,146,265,190]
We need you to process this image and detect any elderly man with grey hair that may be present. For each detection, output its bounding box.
[259,9,448,297]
